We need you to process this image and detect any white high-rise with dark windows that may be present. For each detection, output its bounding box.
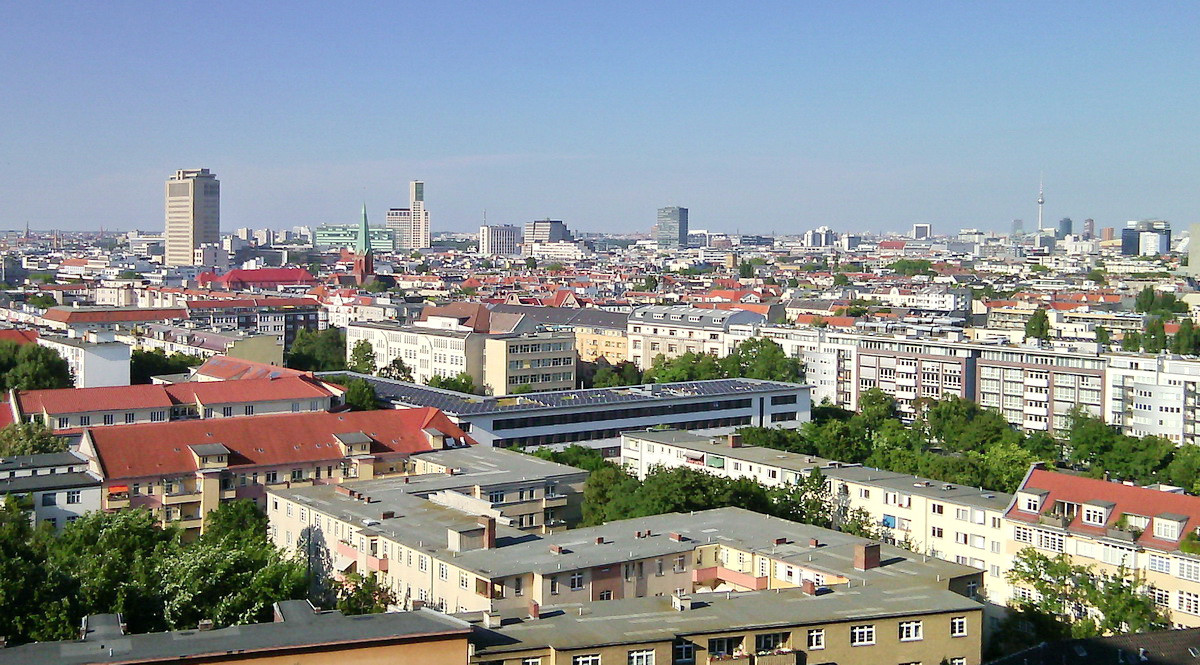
[164,169,220,267]
[479,224,521,256]
[386,180,431,250]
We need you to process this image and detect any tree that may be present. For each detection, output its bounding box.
[334,572,396,615]
[131,349,204,384]
[1095,325,1110,348]
[737,262,754,278]
[377,357,414,382]
[1086,269,1106,284]
[720,338,804,383]
[1143,318,1167,353]
[343,378,379,411]
[158,542,307,629]
[546,262,565,272]
[1121,331,1141,351]
[286,328,346,372]
[1024,309,1050,341]
[427,372,478,395]
[348,340,377,374]
[510,384,535,394]
[118,270,144,280]
[5,344,72,390]
[887,259,933,276]
[0,421,65,456]
[26,293,57,309]
[201,500,269,549]
[768,470,832,528]
[832,273,849,286]
[524,257,537,269]
[1172,319,1198,355]
[840,506,888,540]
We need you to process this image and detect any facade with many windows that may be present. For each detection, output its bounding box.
[976,346,1104,433]
[626,305,764,370]
[1105,354,1200,444]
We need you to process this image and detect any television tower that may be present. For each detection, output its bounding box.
[1036,176,1045,232]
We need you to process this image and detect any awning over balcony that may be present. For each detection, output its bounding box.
[107,485,128,493]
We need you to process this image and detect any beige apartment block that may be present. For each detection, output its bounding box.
[626,305,764,370]
[467,586,982,665]
[484,331,576,395]
[164,168,220,267]
[571,323,627,364]
[1008,464,1200,629]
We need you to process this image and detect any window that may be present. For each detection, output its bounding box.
[550,577,560,594]
[1178,591,1200,615]
[41,493,56,506]
[223,406,233,417]
[151,410,166,422]
[244,405,255,416]
[1178,558,1200,582]
[291,468,303,481]
[57,417,68,429]
[1082,506,1106,525]
[418,555,428,572]
[1148,586,1170,607]
[572,656,601,665]
[931,503,943,515]
[949,659,967,665]
[599,590,613,600]
[265,470,278,484]
[439,563,448,580]
[1149,554,1171,574]
[513,576,523,596]
[1022,495,1041,512]
[570,572,584,590]
[858,488,870,499]
[950,616,967,637]
[754,633,787,652]
[460,573,470,589]
[707,637,740,657]
[850,624,875,646]
[522,658,543,665]
[103,414,114,426]
[807,629,825,650]
[66,490,80,504]
[627,649,655,665]
[898,620,923,641]
[1154,518,1181,541]
[79,415,90,426]
[1014,525,1033,543]
[673,639,695,663]
[931,526,944,538]
[125,412,135,424]
[488,490,504,503]
[1036,530,1064,552]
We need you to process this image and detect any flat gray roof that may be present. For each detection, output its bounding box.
[623,430,840,474]
[0,451,87,472]
[0,471,99,493]
[823,466,1012,512]
[466,584,981,655]
[0,602,470,665]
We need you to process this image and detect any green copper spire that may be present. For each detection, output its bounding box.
[356,202,370,254]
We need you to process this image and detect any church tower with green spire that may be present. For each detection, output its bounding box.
[355,202,371,254]
[351,202,375,284]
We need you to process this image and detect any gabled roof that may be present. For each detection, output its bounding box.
[418,302,492,332]
[87,408,474,480]
[0,329,39,345]
[1009,467,1200,553]
[16,376,335,415]
[42,307,187,324]
[193,356,307,381]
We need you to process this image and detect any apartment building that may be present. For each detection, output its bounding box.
[467,585,982,665]
[345,321,576,395]
[1007,465,1200,629]
[0,601,472,665]
[348,373,811,450]
[975,345,1104,433]
[269,502,983,618]
[727,324,859,408]
[119,323,284,366]
[1105,354,1200,444]
[620,430,1015,607]
[184,297,325,349]
[626,305,764,370]
[0,451,100,531]
[856,336,976,420]
[37,331,131,388]
[8,375,338,432]
[78,407,473,536]
[572,323,627,364]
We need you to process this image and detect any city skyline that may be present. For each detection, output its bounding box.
[1,3,1196,234]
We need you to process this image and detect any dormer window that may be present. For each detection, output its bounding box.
[1154,514,1187,541]
[1082,507,1106,526]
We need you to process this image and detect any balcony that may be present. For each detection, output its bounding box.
[366,555,389,572]
[106,493,130,509]
[754,652,799,665]
[220,488,238,500]
[708,655,752,664]
[162,490,203,505]
[692,566,769,591]
[337,541,358,559]
[1023,405,1049,417]
[542,494,569,508]
[1027,377,1050,388]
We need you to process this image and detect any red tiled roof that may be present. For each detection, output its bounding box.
[199,268,318,287]
[193,356,307,381]
[878,240,908,250]
[16,376,334,415]
[1009,467,1200,553]
[0,329,39,345]
[419,302,492,332]
[42,307,187,324]
[87,408,474,480]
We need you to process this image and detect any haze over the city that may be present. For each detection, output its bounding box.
[1,2,1196,234]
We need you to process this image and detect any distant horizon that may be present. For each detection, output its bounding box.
[2,4,1195,235]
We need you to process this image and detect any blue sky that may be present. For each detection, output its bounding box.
[0,2,1196,235]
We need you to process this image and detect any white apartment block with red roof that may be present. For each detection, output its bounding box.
[1006,464,1200,628]
[8,375,340,432]
[77,408,474,536]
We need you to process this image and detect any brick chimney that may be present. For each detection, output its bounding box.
[727,433,742,448]
[854,543,881,571]
[477,516,496,550]
[808,538,820,548]
[669,532,686,542]
[528,601,540,620]
[801,579,817,595]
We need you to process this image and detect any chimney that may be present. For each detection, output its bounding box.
[381,511,395,520]
[482,611,498,629]
[197,619,214,632]
[478,516,496,550]
[528,602,540,620]
[773,537,788,546]
[727,433,742,448]
[0,636,5,648]
[802,579,817,595]
[549,544,564,554]
[411,600,425,611]
[669,532,685,542]
[334,485,351,496]
[854,543,881,571]
[809,538,820,548]
[595,536,605,545]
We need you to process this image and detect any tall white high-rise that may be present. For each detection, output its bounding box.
[386,180,431,250]
[479,224,522,256]
[164,169,220,267]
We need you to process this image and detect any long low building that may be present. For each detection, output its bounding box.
[326,372,812,451]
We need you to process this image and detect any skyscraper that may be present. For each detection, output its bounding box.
[479,224,521,256]
[1056,217,1073,240]
[386,181,431,250]
[1082,218,1095,240]
[911,223,931,240]
[654,206,688,249]
[1011,219,1024,237]
[164,168,220,267]
[524,220,571,243]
